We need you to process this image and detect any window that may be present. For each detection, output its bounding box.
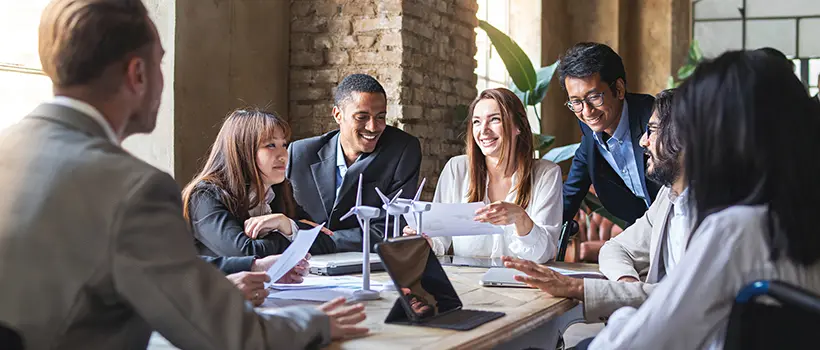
[693,0,820,94]
[474,0,511,93]
[0,0,53,130]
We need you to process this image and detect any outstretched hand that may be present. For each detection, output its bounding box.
[501,256,584,300]
[318,297,369,340]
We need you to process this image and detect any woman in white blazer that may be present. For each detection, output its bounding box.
[405,88,562,263]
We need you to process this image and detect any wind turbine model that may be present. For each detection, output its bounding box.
[396,178,432,239]
[339,174,382,300]
[375,188,409,241]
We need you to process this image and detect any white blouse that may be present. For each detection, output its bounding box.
[429,155,563,263]
[590,205,820,349]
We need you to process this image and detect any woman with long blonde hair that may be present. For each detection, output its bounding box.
[405,88,563,263]
[182,108,334,257]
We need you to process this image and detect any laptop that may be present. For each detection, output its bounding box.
[308,252,384,276]
[480,266,606,288]
[376,236,505,331]
[438,255,505,268]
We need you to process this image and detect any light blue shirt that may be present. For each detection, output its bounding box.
[591,100,649,207]
[335,137,349,198]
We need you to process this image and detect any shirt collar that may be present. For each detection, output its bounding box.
[336,136,347,169]
[248,185,276,217]
[668,187,690,216]
[49,96,120,145]
[592,99,630,144]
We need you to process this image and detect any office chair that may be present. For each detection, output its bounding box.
[0,322,23,350]
[556,220,579,262]
[725,280,820,350]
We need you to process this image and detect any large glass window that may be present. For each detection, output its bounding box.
[474,0,511,92]
[693,0,820,94]
[0,0,52,130]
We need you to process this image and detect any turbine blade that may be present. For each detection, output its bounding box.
[340,209,356,221]
[374,187,390,204]
[390,189,403,204]
[413,178,426,201]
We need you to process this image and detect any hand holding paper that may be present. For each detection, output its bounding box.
[402,202,504,237]
[263,224,324,288]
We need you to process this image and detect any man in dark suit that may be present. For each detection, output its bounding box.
[560,42,661,227]
[287,74,422,252]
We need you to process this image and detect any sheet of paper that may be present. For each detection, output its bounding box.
[266,288,357,302]
[269,275,384,291]
[402,201,504,237]
[263,224,323,288]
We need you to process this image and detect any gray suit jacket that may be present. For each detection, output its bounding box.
[287,127,421,253]
[0,104,330,349]
[582,186,674,322]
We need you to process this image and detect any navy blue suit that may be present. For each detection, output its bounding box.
[562,93,661,227]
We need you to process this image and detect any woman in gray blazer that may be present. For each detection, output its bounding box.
[182,108,335,258]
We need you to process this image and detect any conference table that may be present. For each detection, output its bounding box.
[149,262,599,349]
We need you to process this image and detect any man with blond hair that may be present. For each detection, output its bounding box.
[0,1,366,348]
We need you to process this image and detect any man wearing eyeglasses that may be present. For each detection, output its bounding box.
[558,42,661,229]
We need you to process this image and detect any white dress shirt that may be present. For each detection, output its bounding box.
[663,187,690,273]
[590,205,820,349]
[49,96,120,145]
[429,155,563,263]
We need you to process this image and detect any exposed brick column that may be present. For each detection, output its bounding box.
[289,0,478,199]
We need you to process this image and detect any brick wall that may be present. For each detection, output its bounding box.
[289,0,478,199]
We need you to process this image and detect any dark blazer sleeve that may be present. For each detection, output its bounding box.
[562,125,593,222]
[198,255,255,275]
[331,137,422,252]
[189,188,291,257]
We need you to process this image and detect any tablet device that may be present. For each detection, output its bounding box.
[376,236,505,331]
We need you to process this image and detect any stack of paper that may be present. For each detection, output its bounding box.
[267,276,389,302]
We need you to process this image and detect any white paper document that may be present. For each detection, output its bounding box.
[263,224,323,288]
[402,201,504,237]
[267,276,387,302]
[269,275,384,291]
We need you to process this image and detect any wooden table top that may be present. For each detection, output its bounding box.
[260,262,599,350]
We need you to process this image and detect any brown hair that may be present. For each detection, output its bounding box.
[465,88,535,209]
[182,108,298,223]
[38,0,154,87]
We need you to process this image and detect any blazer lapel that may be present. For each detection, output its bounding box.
[647,198,673,283]
[310,134,338,218]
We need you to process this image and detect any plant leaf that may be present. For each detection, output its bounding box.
[532,133,555,155]
[478,20,537,92]
[542,142,580,163]
[689,39,703,63]
[666,75,676,89]
[509,61,560,106]
[677,64,695,80]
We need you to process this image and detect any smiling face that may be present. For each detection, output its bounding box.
[640,111,680,186]
[471,98,508,158]
[333,91,387,164]
[564,73,624,134]
[256,126,288,186]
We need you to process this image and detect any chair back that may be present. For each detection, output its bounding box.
[0,322,24,350]
[725,280,820,350]
[556,220,579,262]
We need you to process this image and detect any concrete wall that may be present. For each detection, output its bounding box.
[173,0,290,186]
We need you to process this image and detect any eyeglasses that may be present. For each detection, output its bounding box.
[565,82,616,113]
[644,123,658,138]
